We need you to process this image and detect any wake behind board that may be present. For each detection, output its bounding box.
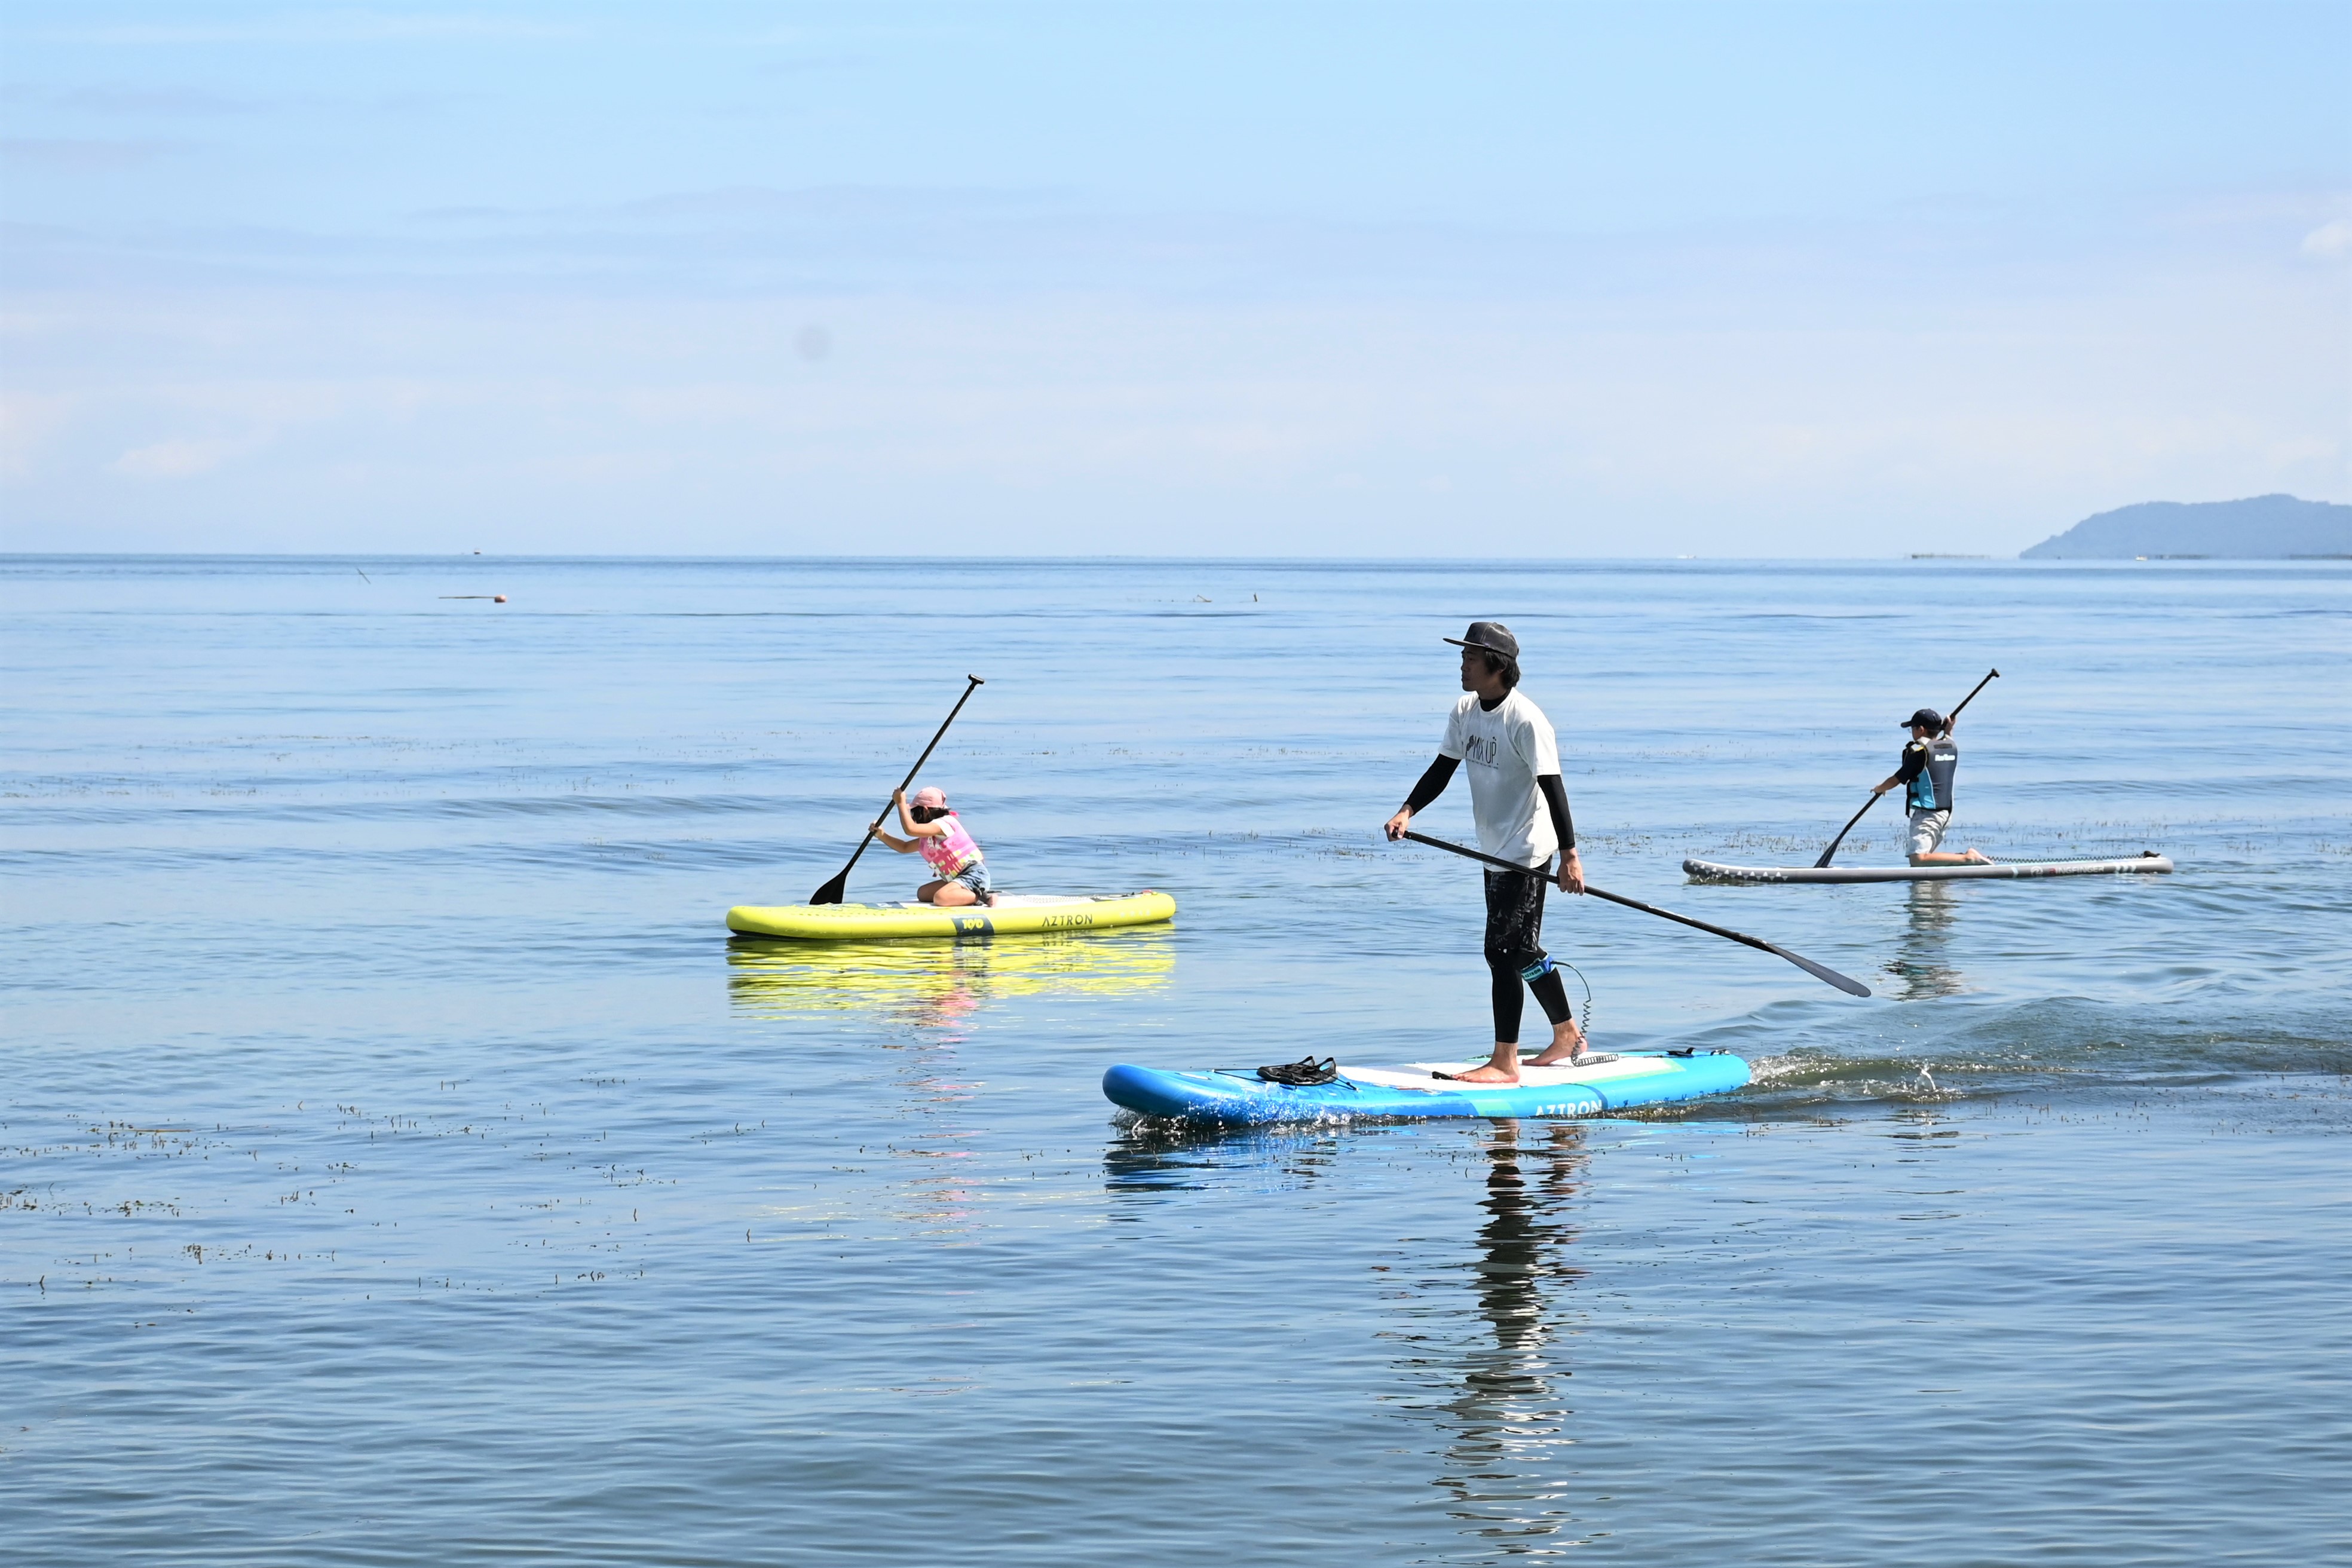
[1683,854,2174,885]
[1104,1049,1750,1126]
[728,890,1175,941]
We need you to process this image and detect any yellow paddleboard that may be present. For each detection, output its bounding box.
[725,890,1176,941]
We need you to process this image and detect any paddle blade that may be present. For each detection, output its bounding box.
[1768,942,1872,997]
[808,871,849,905]
[1811,847,1838,870]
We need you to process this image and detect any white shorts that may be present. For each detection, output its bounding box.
[1906,808,1951,859]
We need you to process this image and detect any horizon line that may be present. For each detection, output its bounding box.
[5,550,2343,566]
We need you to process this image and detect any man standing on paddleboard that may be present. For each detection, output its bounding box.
[1383,621,1590,1083]
[1871,709,1993,866]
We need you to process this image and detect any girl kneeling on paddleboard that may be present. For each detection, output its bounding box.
[877,786,997,906]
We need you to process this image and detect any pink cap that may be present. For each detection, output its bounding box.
[910,786,948,810]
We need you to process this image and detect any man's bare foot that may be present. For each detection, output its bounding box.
[1441,1047,1521,1084]
[1963,849,1993,864]
[1526,1019,1587,1067]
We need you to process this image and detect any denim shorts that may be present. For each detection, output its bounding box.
[948,860,993,895]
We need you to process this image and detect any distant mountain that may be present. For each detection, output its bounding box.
[2021,495,2352,559]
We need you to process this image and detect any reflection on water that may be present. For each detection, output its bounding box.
[1413,1122,1590,1553]
[727,928,1176,1030]
[1101,1120,1349,1203]
[881,1050,989,1236]
[1106,1118,1594,1555]
[1883,881,1967,1000]
[737,932,1176,1235]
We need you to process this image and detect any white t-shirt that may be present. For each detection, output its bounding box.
[1440,689,1561,868]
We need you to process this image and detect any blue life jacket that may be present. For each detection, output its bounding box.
[1904,733,1959,813]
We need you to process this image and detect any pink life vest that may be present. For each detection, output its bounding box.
[918,811,982,880]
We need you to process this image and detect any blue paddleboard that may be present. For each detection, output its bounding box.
[1102,1049,1751,1126]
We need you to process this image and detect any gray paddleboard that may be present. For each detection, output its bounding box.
[1683,855,2175,884]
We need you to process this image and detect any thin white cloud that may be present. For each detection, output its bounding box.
[0,390,80,479]
[45,11,587,46]
[6,249,2341,555]
[111,436,249,479]
[0,82,265,115]
[55,84,264,115]
[0,136,180,172]
[2301,218,2352,260]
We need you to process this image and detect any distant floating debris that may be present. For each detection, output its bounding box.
[440,595,509,603]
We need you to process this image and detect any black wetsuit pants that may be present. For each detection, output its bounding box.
[1484,868,1574,1045]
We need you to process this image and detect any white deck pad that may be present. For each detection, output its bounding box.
[1342,1056,1667,1094]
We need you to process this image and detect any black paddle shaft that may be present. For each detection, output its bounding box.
[1813,667,1999,869]
[1812,792,1884,869]
[809,676,985,905]
[1399,830,1872,997]
[1943,667,2000,729]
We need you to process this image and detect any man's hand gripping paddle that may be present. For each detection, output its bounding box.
[809,676,985,905]
[1401,830,1872,997]
[1812,667,1999,869]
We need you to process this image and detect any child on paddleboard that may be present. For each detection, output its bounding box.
[1870,708,1994,866]
[876,786,997,906]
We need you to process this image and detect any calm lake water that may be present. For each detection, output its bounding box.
[4,555,2347,1564]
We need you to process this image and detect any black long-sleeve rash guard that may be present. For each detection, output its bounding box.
[1402,754,1459,816]
[1401,754,1577,853]
[1538,774,1576,853]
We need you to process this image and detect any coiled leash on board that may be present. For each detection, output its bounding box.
[1555,960,1595,1045]
[1518,951,1598,1048]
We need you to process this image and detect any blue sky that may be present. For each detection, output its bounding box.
[3,1,2346,555]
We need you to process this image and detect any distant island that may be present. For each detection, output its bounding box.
[2022,494,2352,559]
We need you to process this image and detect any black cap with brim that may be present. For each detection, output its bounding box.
[1903,708,1944,730]
[1444,620,1520,662]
